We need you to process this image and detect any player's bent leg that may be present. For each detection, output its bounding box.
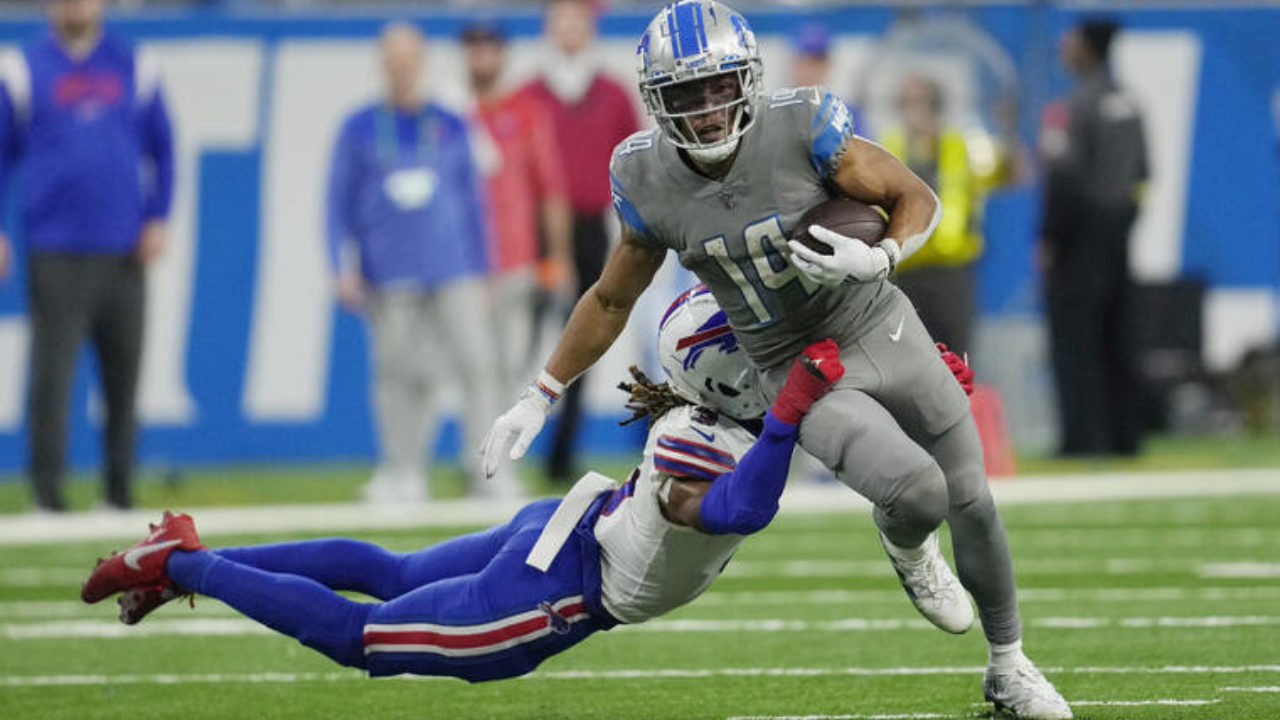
[927,417,1071,717]
[362,502,608,682]
[166,550,371,669]
[926,415,1020,644]
[793,387,971,633]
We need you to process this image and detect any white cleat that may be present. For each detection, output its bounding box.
[879,531,974,634]
[984,652,1073,719]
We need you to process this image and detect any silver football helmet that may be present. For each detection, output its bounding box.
[657,285,768,420]
[636,1,764,164]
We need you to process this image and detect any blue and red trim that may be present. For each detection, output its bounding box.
[654,454,722,481]
[531,379,561,404]
[657,435,736,469]
[659,284,713,330]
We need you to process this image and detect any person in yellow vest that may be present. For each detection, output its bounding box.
[880,75,1007,358]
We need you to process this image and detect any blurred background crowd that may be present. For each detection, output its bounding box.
[0,0,1277,512]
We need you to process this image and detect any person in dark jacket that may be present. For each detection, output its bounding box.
[0,0,175,511]
[1039,18,1149,457]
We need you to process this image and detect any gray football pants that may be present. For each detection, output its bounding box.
[367,279,499,482]
[761,287,1020,644]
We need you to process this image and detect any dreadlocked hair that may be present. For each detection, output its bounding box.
[617,365,689,426]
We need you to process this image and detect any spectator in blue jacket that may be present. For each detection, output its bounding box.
[327,23,513,503]
[0,0,174,512]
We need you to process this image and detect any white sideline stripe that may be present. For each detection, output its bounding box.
[1072,699,1219,706]
[727,715,957,720]
[4,619,272,639]
[1199,562,1280,579]
[3,664,1280,687]
[1221,686,1280,692]
[0,568,89,586]
[11,616,1280,640]
[2,468,1277,546]
[7,585,1280,618]
[697,586,1280,607]
[13,556,1260,588]
[723,556,1242,578]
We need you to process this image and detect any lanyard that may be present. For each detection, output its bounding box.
[374,105,437,168]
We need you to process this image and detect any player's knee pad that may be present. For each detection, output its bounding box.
[885,462,949,533]
[948,483,998,527]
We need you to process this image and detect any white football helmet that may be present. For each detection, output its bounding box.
[636,1,764,164]
[658,285,768,420]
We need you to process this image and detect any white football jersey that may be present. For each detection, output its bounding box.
[594,404,758,624]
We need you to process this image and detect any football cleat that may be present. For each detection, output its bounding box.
[81,511,205,604]
[880,531,974,634]
[984,652,1073,719]
[118,582,191,625]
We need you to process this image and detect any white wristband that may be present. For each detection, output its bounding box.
[525,370,568,409]
[875,239,902,274]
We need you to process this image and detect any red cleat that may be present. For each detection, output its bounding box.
[81,511,205,604]
[118,582,191,625]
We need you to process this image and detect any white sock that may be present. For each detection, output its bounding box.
[988,639,1023,671]
[882,532,928,562]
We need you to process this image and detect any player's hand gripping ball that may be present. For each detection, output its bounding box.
[787,197,899,285]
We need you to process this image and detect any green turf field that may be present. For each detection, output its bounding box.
[2,493,1279,720]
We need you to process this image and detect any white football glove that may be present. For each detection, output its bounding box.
[787,224,902,285]
[481,376,562,479]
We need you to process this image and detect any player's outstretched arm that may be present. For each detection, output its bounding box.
[661,340,845,534]
[481,229,666,478]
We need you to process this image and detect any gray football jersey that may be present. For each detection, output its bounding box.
[610,86,893,369]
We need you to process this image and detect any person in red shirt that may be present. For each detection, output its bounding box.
[462,22,573,402]
[522,0,641,483]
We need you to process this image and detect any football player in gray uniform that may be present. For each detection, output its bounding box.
[483,3,1070,718]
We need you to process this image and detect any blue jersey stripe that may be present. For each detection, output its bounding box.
[610,172,653,239]
[654,455,721,481]
[657,435,736,468]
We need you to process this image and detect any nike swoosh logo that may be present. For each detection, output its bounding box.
[889,317,905,343]
[690,427,715,443]
[123,539,182,571]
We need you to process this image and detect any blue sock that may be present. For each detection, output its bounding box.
[167,550,371,669]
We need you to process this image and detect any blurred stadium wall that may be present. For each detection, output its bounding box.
[0,2,1276,470]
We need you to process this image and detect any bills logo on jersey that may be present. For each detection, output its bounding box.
[675,310,738,371]
[539,601,572,635]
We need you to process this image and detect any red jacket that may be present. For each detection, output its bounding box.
[523,74,641,216]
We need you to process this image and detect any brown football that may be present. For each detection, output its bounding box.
[790,196,888,256]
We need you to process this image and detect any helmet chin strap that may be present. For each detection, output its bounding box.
[686,137,740,165]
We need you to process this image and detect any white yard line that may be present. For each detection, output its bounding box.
[1199,562,1280,579]
[727,715,959,720]
[697,586,1280,606]
[9,556,1256,588]
[1,468,1276,546]
[6,585,1279,618]
[3,664,1279,688]
[724,557,1226,578]
[1220,686,1280,692]
[1070,699,1220,706]
[8,615,1280,640]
